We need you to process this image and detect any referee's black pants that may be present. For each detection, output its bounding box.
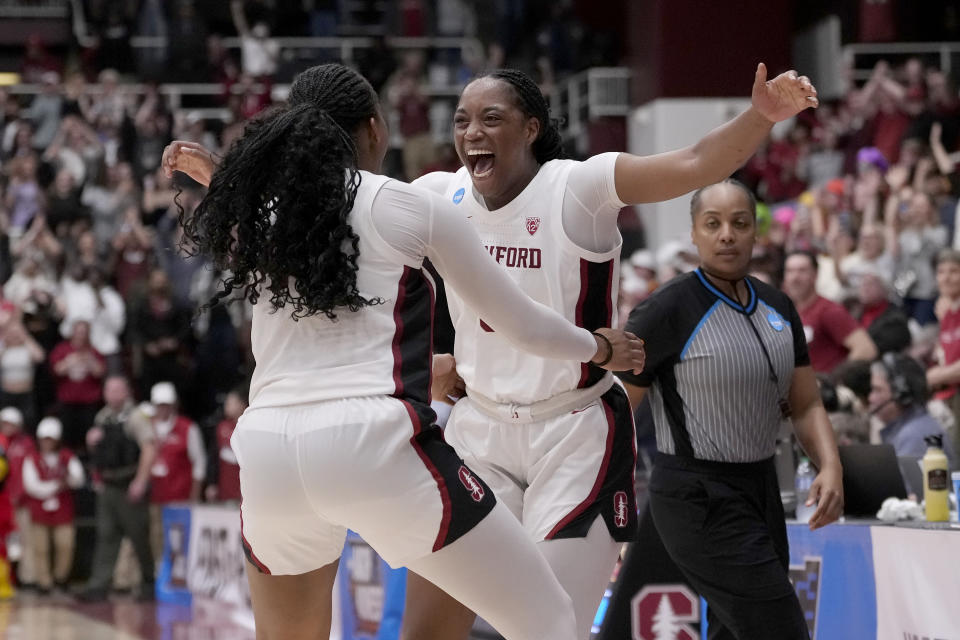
[649,454,810,640]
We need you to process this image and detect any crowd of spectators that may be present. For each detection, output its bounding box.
[1,0,959,593]
[621,57,960,480]
[0,0,620,595]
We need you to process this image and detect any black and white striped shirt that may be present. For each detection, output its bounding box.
[621,269,810,463]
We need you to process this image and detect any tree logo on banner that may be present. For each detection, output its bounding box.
[631,585,699,640]
[788,556,822,637]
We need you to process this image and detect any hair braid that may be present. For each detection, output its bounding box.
[181,63,382,321]
[484,69,565,164]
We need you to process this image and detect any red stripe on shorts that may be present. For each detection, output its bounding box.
[240,505,272,574]
[403,400,452,552]
[545,399,616,539]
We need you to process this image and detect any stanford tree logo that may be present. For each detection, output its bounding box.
[631,585,699,640]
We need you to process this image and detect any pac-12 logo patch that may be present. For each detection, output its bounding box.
[458,466,485,502]
[767,311,785,332]
[525,216,541,235]
[614,491,629,528]
[452,187,465,204]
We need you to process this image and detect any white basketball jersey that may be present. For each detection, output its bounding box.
[249,171,435,410]
[437,161,621,404]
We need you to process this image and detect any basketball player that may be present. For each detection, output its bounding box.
[165,63,819,639]
[164,63,644,640]
[402,64,820,639]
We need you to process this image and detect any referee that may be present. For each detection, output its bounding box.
[619,180,844,640]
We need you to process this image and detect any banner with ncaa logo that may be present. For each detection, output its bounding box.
[872,527,960,640]
[337,532,407,640]
[186,505,251,608]
[786,523,876,639]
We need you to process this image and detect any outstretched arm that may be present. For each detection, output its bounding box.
[372,184,645,373]
[613,63,819,205]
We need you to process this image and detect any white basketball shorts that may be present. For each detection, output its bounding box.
[231,395,496,575]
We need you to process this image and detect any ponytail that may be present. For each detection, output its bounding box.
[181,63,383,320]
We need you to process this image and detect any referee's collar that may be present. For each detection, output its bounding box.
[694,268,757,314]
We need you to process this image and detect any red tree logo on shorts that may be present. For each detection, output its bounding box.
[525,217,541,235]
[458,466,485,502]
[631,585,699,640]
[614,491,629,528]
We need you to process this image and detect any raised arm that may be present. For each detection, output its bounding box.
[613,63,818,205]
[231,0,251,37]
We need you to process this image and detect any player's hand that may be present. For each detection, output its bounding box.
[806,461,844,530]
[162,140,217,186]
[592,328,645,375]
[432,353,466,404]
[751,63,819,123]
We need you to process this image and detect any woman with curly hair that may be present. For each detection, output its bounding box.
[164,63,644,640]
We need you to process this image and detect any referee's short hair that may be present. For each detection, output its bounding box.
[786,249,819,272]
[689,179,757,220]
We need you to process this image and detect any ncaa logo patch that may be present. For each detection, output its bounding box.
[458,466,485,502]
[614,491,630,528]
[788,556,822,637]
[767,311,785,332]
[525,217,541,235]
[452,187,465,204]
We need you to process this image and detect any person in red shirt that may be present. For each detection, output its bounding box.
[22,417,84,594]
[48,320,106,451]
[0,407,35,590]
[783,251,877,374]
[147,382,205,561]
[925,249,960,464]
[204,386,247,503]
[854,268,911,355]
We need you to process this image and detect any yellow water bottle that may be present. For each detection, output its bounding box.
[923,435,950,522]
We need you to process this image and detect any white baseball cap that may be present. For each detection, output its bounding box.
[36,417,63,440]
[0,407,23,425]
[150,382,178,405]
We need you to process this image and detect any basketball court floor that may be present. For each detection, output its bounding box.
[0,594,256,639]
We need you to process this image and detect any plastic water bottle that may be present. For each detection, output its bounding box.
[795,457,817,523]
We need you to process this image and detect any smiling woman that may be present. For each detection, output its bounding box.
[452,69,559,209]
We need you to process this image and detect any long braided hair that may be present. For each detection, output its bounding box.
[181,63,382,320]
[481,69,565,164]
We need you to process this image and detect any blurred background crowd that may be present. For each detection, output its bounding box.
[0,0,958,595]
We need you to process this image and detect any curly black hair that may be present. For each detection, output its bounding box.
[181,63,383,320]
[480,69,565,164]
